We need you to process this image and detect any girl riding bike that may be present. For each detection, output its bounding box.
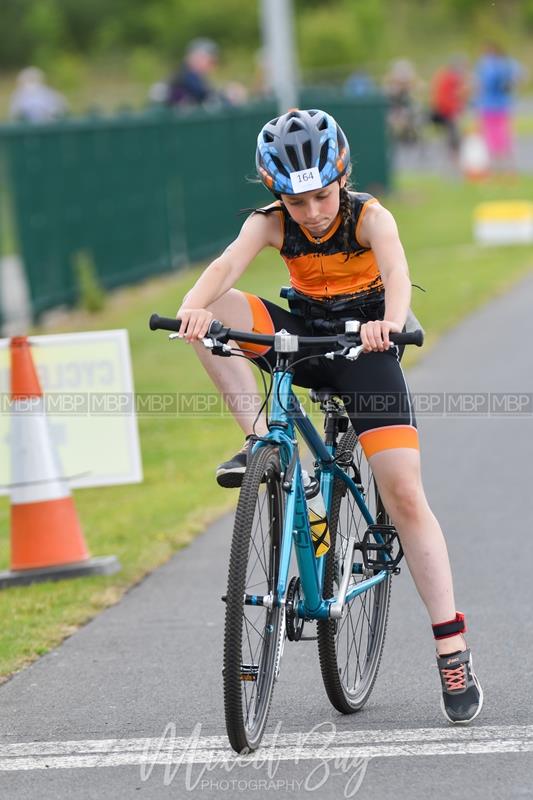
[176,108,483,725]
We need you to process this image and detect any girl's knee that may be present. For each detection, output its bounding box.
[381,477,426,523]
[207,289,254,330]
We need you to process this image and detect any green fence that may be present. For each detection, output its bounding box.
[0,95,390,321]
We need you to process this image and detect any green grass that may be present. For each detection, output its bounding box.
[0,172,532,680]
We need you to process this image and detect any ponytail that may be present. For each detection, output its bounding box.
[339,184,353,262]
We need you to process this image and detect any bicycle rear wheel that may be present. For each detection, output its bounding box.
[317,427,392,713]
[223,444,285,753]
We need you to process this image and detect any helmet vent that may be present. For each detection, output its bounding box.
[285,144,300,171]
[318,141,329,171]
[317,116,328,131]
[302,140,312,168]
[263,131,274,143]
[271,154,290,177]
[288,120,302,133]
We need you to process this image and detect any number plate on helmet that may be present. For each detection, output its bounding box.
[290,167,322,193]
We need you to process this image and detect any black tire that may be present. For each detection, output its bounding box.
[223,445,285,753]
[317,427,392,713]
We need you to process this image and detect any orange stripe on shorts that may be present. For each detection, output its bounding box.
[358,425,419,459]
[235,292,275,357]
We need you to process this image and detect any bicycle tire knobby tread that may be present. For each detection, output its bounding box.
[223,444,283,753]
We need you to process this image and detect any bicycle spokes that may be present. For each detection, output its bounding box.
[318,429,392,712]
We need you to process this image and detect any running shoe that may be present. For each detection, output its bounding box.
[436,648,484,724]
[215,437,252,488]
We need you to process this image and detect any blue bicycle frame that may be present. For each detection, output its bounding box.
[253,365,390,623]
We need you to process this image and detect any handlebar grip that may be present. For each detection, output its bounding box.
[149,314,227,337]
[149,313,181,332]
[391,329,424,347]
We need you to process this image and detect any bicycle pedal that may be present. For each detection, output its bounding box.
[240,664,258,681]
[356,524,404,573]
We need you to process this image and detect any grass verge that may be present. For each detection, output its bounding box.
[0,172,532,681]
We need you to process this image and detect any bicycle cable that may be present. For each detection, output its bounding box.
[207,339,360,469]
[275,351,360,466]
[226,348,274,437]
[214,335,351,447]
[275,351,335,415]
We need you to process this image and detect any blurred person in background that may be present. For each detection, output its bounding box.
[474,43,523,171]
[9,67,67,123]
[383,59,423,144]
[344,69,377,98]
[165,37,220,108]
[428,56,470,160]
[162,37,247,109]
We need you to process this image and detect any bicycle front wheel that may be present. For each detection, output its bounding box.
[223,444,285,753]
[317,427,392,713]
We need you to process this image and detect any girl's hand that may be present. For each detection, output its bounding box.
[176,307,214,343]
[360,320,402,353]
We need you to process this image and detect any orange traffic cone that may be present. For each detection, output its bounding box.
[0,337,120,588]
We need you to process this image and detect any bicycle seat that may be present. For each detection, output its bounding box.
[309,387,340,403]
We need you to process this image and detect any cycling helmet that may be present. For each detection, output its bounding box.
[256,108,350,196]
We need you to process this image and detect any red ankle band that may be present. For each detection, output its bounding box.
[432,611,466,640]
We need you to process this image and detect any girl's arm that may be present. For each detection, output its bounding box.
[358,204,412,351]
[177,211,280,339]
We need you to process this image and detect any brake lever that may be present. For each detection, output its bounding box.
[202,337,232,356]
[167,331,231,357]
[325,344,364,362]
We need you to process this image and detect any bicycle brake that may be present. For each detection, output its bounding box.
[325,344,364,362]
[202,337,232,356]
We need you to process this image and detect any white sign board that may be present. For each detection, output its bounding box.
[0,329,143,495]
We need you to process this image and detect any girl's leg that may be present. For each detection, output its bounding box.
[188,289,269,436]
[368,447,466,656]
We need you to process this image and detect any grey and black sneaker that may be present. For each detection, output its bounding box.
[215,436,253,488]
[436,648,483,725]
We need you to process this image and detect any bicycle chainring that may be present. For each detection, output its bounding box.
[286,576,305,642]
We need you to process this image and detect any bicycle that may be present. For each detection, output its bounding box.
[149,311,423,753]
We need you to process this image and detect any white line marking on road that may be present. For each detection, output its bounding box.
[1,725,533,771]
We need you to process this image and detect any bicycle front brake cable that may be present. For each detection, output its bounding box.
[227,348,274,434]
[275,352,334,415]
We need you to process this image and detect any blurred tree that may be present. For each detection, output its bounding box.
[2,0,38,66]
[525,0,533,28]
[297,0,385,75]
[0,0,531,77]
[23,0,65,65]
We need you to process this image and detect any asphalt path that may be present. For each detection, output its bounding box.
[1,273,533,799]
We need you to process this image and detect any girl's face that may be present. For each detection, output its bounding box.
[281,177,345,238]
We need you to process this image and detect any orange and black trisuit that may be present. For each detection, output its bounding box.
[237,191,419,459]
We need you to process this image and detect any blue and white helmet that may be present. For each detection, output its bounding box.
[256,108,350,196]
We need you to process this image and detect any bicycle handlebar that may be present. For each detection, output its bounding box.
[149,313,424,348]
